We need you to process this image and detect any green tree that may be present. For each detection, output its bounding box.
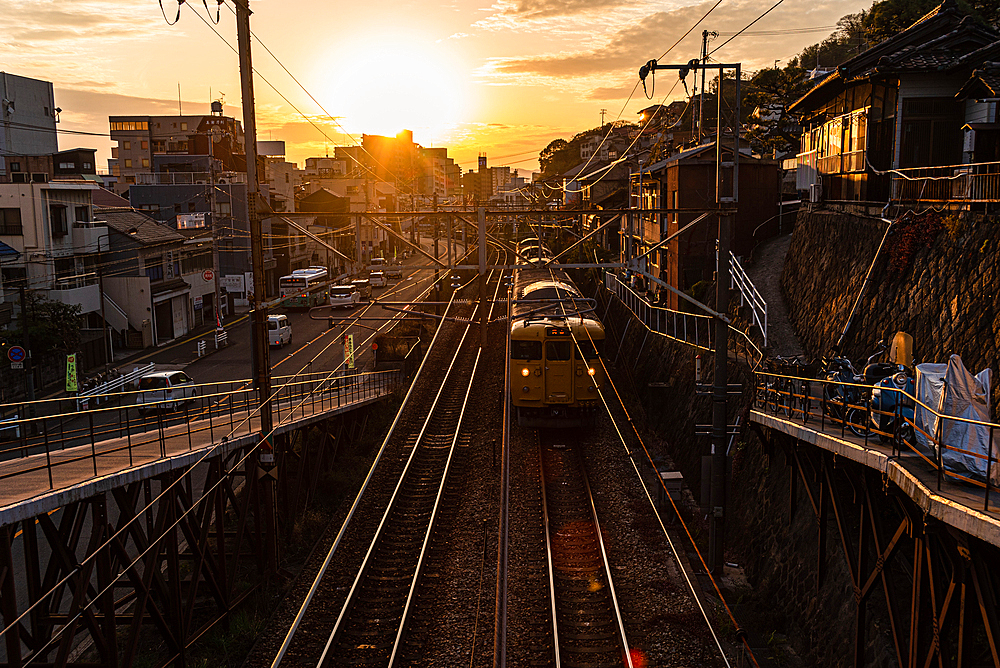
[743,64,811,155]
[0,293,83,360]
[539,138,572,177]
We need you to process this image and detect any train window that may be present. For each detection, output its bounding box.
[511,340,542,360]
[546,341,572,361]
[576,340,602,359]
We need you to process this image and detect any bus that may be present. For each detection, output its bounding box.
[279,267,328,308]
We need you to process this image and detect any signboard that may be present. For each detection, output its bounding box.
[66,354,78,393]
[193,295,203,310]
[7,345,25,363]
[10,361,23,370]
[345,334,355,369]
[176,213,207,230]
[220,275,245,292]
[202,269,214,282]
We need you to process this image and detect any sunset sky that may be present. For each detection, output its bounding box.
[2,0,870,173]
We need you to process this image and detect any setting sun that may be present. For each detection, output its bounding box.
[314,33,469,139]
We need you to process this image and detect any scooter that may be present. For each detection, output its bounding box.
[869,332,917,445]
[820,342,893,437]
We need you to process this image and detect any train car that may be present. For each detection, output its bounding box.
[509,261,605,428]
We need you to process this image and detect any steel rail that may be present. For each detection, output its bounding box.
[316,293,466,666]
[580,448,634,668]
[537,434,562,668]
[388,345,482,666]
[268,289,457,668]
[493,252,513,668]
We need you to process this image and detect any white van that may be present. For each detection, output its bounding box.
[267,314,292,347]
[369,257,386,272]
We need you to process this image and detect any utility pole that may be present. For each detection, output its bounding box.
[433,196,440,315]
[600,108,607,126]
[478,206,487,348]
[699,30,709,141]
[208,133,223,328]
[234,0,277,574]
[708,63,740,576]
[18,283,35,405]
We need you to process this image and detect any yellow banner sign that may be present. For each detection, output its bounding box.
[66,354,78,393]
[345,334,355,369]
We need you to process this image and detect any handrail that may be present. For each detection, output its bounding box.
[729,251,767,347]
[752,368,999,509]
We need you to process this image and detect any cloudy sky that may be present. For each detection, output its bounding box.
[2,0,870,172]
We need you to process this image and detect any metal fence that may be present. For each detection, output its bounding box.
[753,368,999,510]
[890,160,1000,203]
[604,272,714,351]
[0,368,403,491]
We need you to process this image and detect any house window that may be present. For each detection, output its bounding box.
[0,208,22,235]
[218,202,231,215]
[59,162,74,169]
[83,162,92,170]
[188,203,197,213]
[11,173,27,183]
[123,141,131,150]
[50,205,68,237]
[899,97,962,168]
[9,162,19,172]
[180,122,188,131]
[75,206,89,223]
[142,158,150,168]
[145,257,164,281]
[31,173,47,183]
[124,159,133,168]
[141,141,149,150]
[153,140,166,152]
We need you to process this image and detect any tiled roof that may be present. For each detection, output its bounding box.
[94,207,186,246]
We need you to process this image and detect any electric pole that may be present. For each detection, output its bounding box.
[600,108,607,126]
[208,132,223,328]
[234,0,277,573]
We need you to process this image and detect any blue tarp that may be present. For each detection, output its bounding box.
[0,241,19,258]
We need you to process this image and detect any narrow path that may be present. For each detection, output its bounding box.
[745,233,804,358]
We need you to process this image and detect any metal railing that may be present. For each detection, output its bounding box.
[605,271,714,351]
[890,160,1000,203]
[76,362,155,410]
[729,251,767,347]
[752,369,999,511]
[0,369,403,492]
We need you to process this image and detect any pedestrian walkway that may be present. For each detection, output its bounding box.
[0,371,401,525]
[745,233,804,358]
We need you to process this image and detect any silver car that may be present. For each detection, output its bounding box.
[136,371,198,412]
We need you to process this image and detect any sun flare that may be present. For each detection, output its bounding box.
[314,34,468,140]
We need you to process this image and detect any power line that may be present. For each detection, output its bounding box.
[708,0,787,57]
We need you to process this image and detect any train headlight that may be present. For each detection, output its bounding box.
[522,386,530,393]
[892,372,907,388]
[587,367,596,376]
[521,368,530,377]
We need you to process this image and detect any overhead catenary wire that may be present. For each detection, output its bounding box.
[708,0,787,57]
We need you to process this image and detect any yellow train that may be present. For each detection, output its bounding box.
[509,260,606,428]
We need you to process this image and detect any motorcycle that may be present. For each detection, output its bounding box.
[820,342,894,437]
[867,332,918,445]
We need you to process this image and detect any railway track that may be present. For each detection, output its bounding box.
[539,431,632,668]
[270,244,509,668]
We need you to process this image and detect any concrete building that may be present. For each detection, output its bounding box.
[0,72,58,156]
[107,105,245,194]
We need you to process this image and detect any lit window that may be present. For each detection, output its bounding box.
[142,158,150,168]
[123,141,131,150]
[180,122,188,131]
[141,141,149,150]
[124,159,132,168]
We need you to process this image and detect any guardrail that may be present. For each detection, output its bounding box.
[890,160,1000,203]
[729,251,767,347]
[76,362,156,410]
[753,369,999,511]
[0,369,403,492]
[605,271,714,351]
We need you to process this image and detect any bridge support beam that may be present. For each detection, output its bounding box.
[754,429,1000,668]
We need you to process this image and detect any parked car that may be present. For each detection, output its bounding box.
[136,371,198,412]
[267,314,292,347]
[369,270,387,288]
[386,263,403,280]
[330,284,361,309]
[351,278,372,301]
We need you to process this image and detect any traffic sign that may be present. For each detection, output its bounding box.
[7,346,25,363]
[203,269,215,282]
[10,361,23,370]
